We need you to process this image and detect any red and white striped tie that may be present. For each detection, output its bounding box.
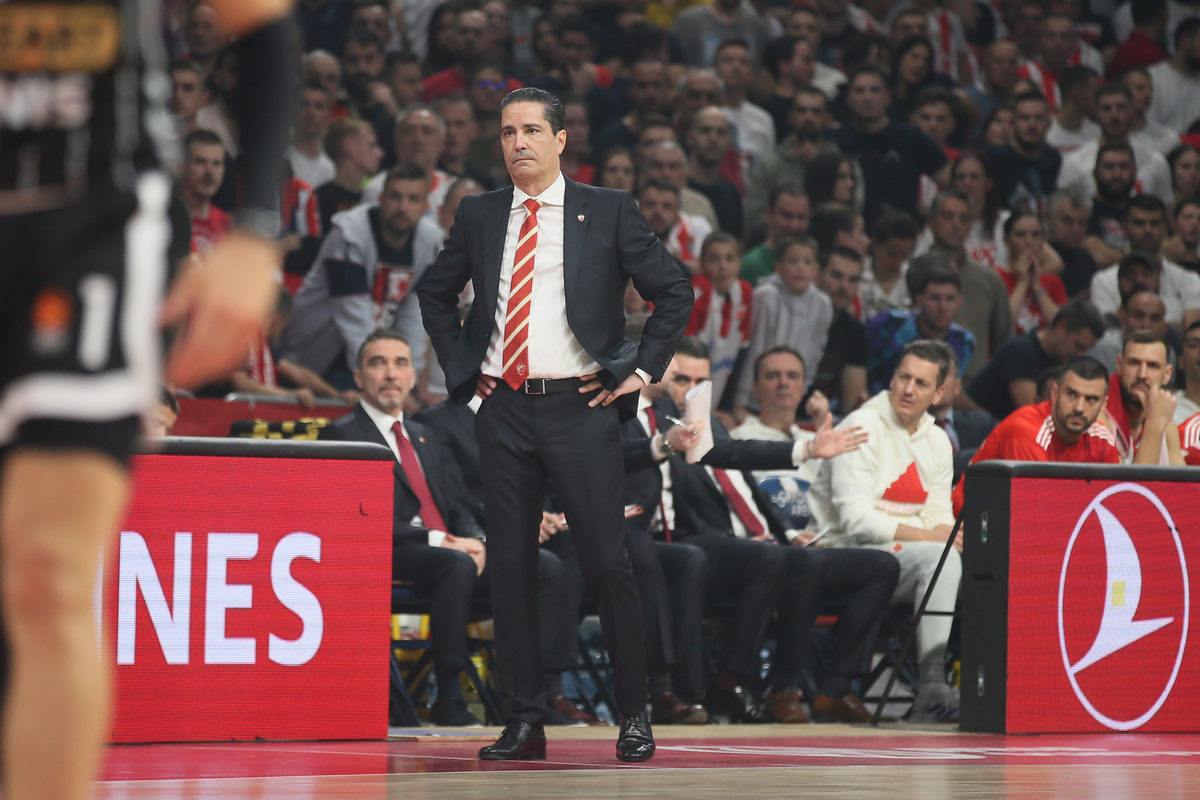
[502,198,540,390]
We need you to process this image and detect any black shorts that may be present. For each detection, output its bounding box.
[0,174,171,465]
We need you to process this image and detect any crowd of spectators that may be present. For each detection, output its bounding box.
[162,0,1200,728]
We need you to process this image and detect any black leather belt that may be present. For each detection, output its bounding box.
[521,377,587,395]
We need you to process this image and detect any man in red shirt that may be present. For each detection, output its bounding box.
[179,129,232,255]
[1101,329,1186,464]
[953,356,1118,512]
[1181,410,1200,464]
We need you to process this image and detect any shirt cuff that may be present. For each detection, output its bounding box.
[635,368,653,385]
[650,433,666,461]
[783,528,801,543]
[427,530,448,547]
[791,440,810,466]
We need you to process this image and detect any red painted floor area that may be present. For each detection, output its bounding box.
[99,733,1200,782]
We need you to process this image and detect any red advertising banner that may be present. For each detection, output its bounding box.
[1007,478,1197,733]
[104,453,393,743]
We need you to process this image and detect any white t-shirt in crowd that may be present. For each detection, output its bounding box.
[1090,258,1200,324]
[1047,117,1100,154]
[1148,61,1200,133]
[287,145,336,189]
[1059,139,1174,205]
[1131,119,1182,156]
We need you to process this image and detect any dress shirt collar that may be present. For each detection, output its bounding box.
[638,393,652,414]
[512,171,566,209]
[361,398,404,440]
[468,395,483,414]
[936,409,955,426]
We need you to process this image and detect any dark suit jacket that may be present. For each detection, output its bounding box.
[412,400,484,525]
[417,176,695,420]
[318,403,484,546]
[620,395,795,539]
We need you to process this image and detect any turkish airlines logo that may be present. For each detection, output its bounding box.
[1057,484,1190,730]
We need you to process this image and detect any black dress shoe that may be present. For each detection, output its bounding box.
[478,720,547,761]
[706,682,767,723]
[615,711,655,762]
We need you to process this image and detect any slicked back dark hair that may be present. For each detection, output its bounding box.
[753,345,806,383]
[899,339,956,387]
[1063,356,1109,384]
[674,335,711,362]
[1052,297,1106,339]
[499,87,566,134]
[356,330,410,369]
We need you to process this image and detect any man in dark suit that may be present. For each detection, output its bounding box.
[656,337,899,725]
[928,359,998,482]
[320,331,567,727]
[417,87,694,761]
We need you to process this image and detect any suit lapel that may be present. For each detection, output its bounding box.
[482,187,515,322]
[354,404,413,494]
[562,176,588,303]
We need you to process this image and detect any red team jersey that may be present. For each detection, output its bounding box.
[952,400,1120,511]
[1180,411,1200,466]
[190,205,233,255]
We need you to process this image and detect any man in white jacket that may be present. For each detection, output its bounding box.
[808,339,961,722]
[281,164,444,386]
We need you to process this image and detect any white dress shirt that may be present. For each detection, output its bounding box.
[482,172,602,380]
[637,395,675,533]
[360,399,448,547]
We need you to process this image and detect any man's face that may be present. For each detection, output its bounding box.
[1051,371,1107,438]
[1121,70,1153,115]
[343,40,385,91]
[663,353,711,409]
[1182,327,1200,385]
[1012,1,1045,50]
[892,12,928,41]
[645,146,688,188]
[818,254,864,313]
[1050,323,1100,361]
[296,87,332,138]
[846,74,890,124]
[1048,202,1090,248]
[1096,92,1132,140]
[786,10,821,49]
[1123,207,1167,254]
[915,281,963,331]
[889,355,946,423]
[170,68,207,122]
[1072,75,1100,116]
[700,241,741,292]
[438,101,478,159]
[564,103,589,155]
[628,62,669,116]
[768,192,810,241]
[354,338,416,414]
[984,42,1020,91]
[678,75,722,121]
[183,142,225,201]
[1123,292,1168,337]
[1177,203,1200,245]
[714,45,752,92]
[786,40,816,86]
[390,61,424,108]
[457,11,490,61]
[439,182,483,231]
[1094,151,1135,200]
[639,187,680,238]
[558,30,594,70]
[1013,98,1050,150]
[396,110,445,171]
[345,128,383,175]
[912,101,955,147]
[305,55,341,98]
[352,4,393,48]
[929,198,972,252]
[1040,17,1076,68]
[1118,341,1173,409]
[501,102,565,186]
[753,351,806,416]
[1117,262,1161,298]
[185,4,226,58]
[788,92,828,138]
[873,236,915,275]
[145,402,178,437]
[636,126,677,168]
[688,109,732,165]
[379,178,428,238]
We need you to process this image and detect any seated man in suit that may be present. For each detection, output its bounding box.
[321,330,567,726]
[926,357,997,484]
[413,396,602,725]
[659,339,898,724]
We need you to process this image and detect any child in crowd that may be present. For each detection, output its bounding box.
[685,232,752,407]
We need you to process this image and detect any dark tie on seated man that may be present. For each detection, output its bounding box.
[319,331,567,727]
[639,336,891,724]
[418,87,694,762]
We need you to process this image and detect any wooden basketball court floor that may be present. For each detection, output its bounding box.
[98,723,1200,799]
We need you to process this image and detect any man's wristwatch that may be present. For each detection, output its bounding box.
[658,432,674,458]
